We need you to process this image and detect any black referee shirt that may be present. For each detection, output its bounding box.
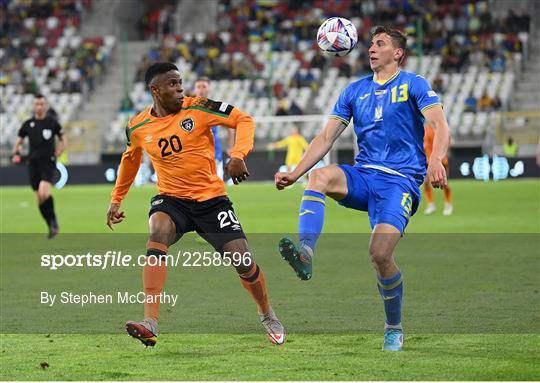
[18,117,64,160]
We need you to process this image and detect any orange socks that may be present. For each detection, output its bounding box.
[443,185,452,204]
[239,264,270,315]
[423,182,434,203]
[143,241,168,321]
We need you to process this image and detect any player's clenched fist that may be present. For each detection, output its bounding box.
[106,203,126,230]
[426,159,448,189]
[225,157,250,184]
[274,172,297,190]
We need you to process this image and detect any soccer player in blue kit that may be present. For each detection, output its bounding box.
[274,26,450,351]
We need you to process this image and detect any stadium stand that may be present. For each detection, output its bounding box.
[0,0,116,161]
[104,0,534,153]
[0,0,536,160]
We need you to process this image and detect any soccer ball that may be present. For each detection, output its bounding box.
[317,17,358,57]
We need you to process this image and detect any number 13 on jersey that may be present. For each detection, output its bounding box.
[391,84,408,103]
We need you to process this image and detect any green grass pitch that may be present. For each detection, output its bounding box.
[1,179,539,380]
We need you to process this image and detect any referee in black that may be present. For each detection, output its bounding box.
[12,94,67,238]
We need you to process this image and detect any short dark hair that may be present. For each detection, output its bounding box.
[34,93,46,99]
[144,62,179,86]
[371,26,407,62]
[195,77,210,84]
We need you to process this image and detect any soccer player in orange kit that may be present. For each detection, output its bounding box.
[106,62,285,346]
[423,123,453,215]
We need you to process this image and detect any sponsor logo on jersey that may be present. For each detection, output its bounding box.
[30,122,35,128]
[144,135,153,142]
[427,90,438,97]
[219,102,229,112]
[359,93,371,100]
[152,199,164,206]
[180,117,195,132]
[374,105,383,121]
[231,224,242,231]
[42,129,52,140]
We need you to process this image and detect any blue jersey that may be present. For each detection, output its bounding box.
[331,70,441,184]
[211,126,223,161]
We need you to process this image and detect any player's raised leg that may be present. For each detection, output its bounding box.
[369,223,404,351]
[125,211,175,347]
[222,238,285,345]
[279,165,347,280]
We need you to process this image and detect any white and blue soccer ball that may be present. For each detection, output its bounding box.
[317,17,358,57]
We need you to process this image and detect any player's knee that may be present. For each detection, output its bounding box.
[37,191,48,203]
[307,168,331,193]
[148,214,176,245]
[369,243,392,266]
[222,238,252,274]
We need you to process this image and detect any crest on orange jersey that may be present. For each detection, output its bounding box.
[180,117,195,132]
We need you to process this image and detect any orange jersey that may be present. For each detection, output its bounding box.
[111,96,255,203]
[424,125,448,166]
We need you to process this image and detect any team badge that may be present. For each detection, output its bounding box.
[374,106,383,122]
[42,129,52,140]
[180,118,195,132]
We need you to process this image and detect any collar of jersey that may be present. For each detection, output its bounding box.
[373,69,400,85]
[148,106,175,120]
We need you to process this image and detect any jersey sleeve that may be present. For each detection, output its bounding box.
[272,137,290,149]
[197,99,254,160]
[410,75,441,114]
[18,122,28,138]
[110,125,143,204]
[330,84,353,126]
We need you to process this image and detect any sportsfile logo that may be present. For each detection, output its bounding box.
[40,251,253,270]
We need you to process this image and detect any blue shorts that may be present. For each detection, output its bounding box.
[337,165,421,234]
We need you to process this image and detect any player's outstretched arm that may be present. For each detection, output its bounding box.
[275,118,347,190]
[107,144,143,230]
[423,105,451,189]
[217,105,255,184]
[267,137,288,150]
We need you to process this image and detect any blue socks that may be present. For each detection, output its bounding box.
[298,190,326,252]
[377,271,403,327]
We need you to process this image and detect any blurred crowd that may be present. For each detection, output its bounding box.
[138,2,177,40]
[132,0,531,115]
[0,0,111,95]
[216,0,529,73]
